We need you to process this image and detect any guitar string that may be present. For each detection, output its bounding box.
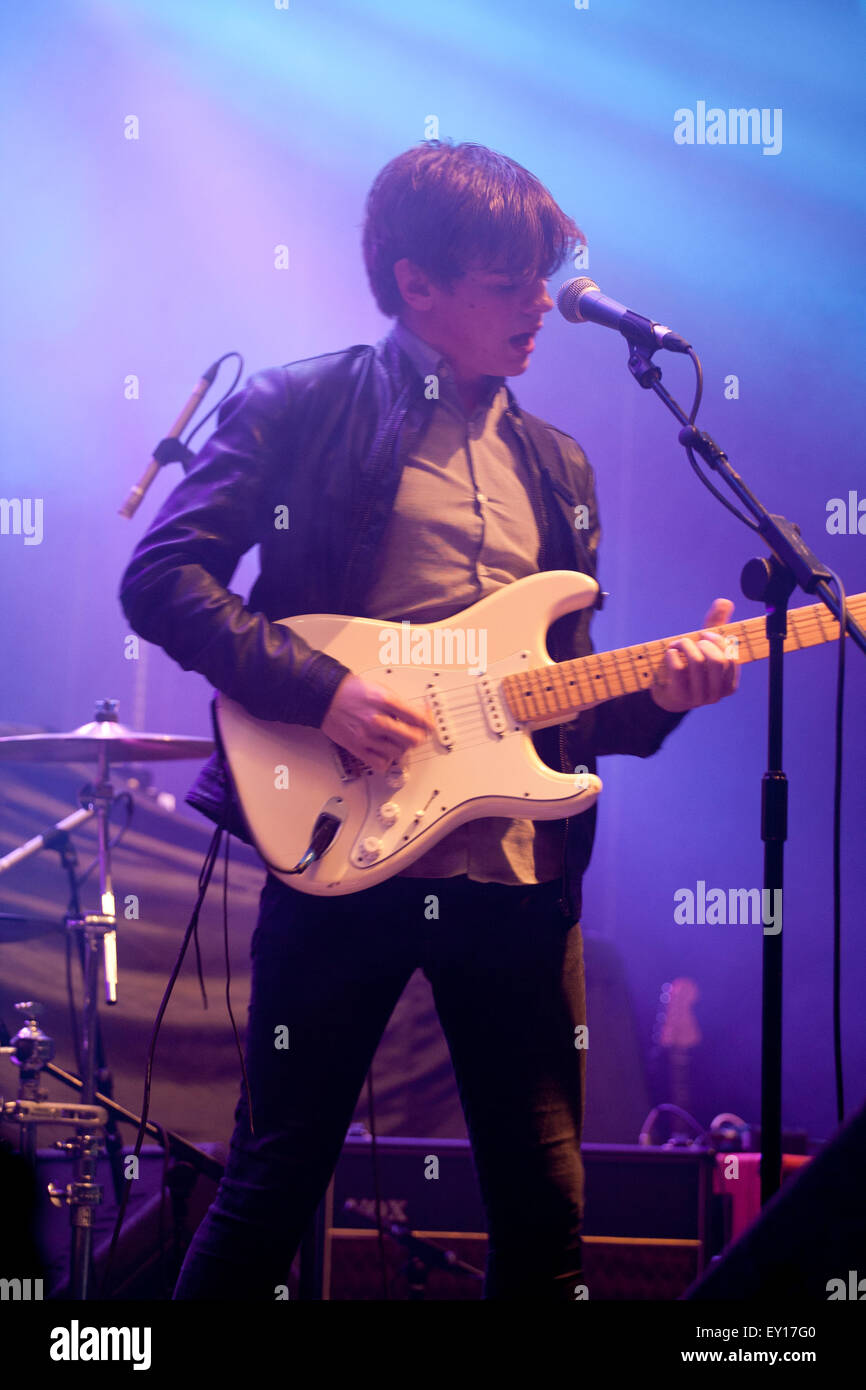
[371,597,865,768]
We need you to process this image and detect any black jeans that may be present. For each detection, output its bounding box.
[173,870,587,1300]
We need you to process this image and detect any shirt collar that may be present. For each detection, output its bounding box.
[387,319,507,417]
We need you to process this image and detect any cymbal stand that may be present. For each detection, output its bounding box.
[47,810,126,1207]
[40,738,121,1298]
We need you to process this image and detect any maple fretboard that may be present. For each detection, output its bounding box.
[502,594,866,725]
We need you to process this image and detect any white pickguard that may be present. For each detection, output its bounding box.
[215,570,603,895]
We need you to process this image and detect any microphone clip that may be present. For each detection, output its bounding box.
[626,342,664,390]
[152,437,196,475]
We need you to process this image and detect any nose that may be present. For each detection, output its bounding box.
[528,279,554,315]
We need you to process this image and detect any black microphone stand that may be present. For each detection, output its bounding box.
[342,1200,484,1299]
[623,338,865,1206]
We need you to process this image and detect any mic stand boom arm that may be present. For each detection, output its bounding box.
[625,340,866,653]
[622,338,864,1211]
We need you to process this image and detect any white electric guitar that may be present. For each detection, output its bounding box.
[215,570,863,896]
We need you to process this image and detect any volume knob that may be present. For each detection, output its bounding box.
[359,837,384,862]
[378,801,400,826]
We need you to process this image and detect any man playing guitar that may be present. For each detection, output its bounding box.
[120,138,738,1300]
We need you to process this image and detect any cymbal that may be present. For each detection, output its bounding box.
[0,721,214,765]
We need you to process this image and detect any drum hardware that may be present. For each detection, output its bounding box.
[0,699,214,1298]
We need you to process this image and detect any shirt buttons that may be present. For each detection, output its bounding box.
[475,491,487,503]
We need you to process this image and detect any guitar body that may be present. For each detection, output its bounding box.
[213,570,863,896]
[215,570,604,896]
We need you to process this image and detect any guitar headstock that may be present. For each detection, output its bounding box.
[656,977,701,1050]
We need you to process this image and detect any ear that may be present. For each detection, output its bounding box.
[393,258,436,314]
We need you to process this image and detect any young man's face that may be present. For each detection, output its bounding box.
[394,259,555,382]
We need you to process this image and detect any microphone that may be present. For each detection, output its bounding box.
[557,278,691,354]
[118,360,220,519]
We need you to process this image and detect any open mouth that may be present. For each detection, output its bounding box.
[509,333,534,351]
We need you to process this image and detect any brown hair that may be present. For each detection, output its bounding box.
[362,139,585,317]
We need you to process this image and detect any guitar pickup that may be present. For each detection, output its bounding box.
[428,691,456,749]
[477,676,508,736]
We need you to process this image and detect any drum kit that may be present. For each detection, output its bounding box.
[0,697,216,1299]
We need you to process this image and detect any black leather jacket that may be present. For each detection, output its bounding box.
[119,332,685,918]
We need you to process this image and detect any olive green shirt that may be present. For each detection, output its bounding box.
[363,318,563,884]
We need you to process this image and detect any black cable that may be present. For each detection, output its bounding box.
[96,801,227,1298]
[680,347,851,1128]
[826,571,848,1123]
[64,931,81,1076]
[191,883,208,1011]
[74,792,134,889]
[182,352,243,453]
[155,1120,172,1299]
[222,824,255,1141]
[679,352,759,529]
[93,766,257,1298]
[64,793,134,1076]
[686,345,703,424]
[365,1068,389,1299]
[638,1103,706,1147]
[684,441,761,530]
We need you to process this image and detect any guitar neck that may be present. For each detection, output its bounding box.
[502,593,866,726]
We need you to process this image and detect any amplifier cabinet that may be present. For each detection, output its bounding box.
[320,1138,723,1300]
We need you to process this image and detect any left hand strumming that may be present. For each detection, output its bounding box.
[649,598,741,713]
